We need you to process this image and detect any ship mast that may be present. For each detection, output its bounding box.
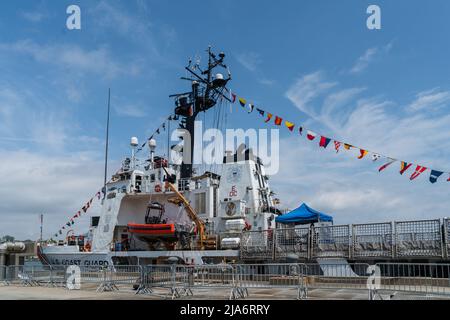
[170,46,232,179]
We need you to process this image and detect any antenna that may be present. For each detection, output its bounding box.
[171,46,232,179]
[103,88,111,200]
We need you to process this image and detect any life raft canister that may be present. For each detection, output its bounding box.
[155,184,162,192]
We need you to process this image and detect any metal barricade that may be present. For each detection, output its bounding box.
[240,230,274,260]
[375,263,450,298]
[48,265,68,287]
[6,265,41,286]
[0,266,9,285]
[275,227,310,260]
[140,265,183,298]
[234,263,307,300]
[182,264,234,299]
[352,222,393,259]
[394,219,443,258]
[303,263,370,296]
[312,225,351,259]
[104,265,142,292]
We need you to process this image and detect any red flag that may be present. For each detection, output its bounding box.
[334,141,341,153]
[231,93,236,103]
[274,116,283,126]
[410,165,427,180]
[319,136,331,148]
[379,159,395,172]
[447,174,450,182]
[306,131,316,141]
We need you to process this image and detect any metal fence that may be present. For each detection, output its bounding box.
[395,219,442,257]
[353,222,393,258]
[275,227,309,259]
[375,263,450,298]
[444,218,450,259]
[240,230,274,260]
[312,225,351,259]
[241,218,450,260]
[234,263,307,299]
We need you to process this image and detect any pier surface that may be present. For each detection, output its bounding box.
[0,286,447,300]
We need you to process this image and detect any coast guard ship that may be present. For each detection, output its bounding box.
[38,47,280,266]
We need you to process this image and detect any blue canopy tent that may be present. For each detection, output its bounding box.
[275,203,333,225]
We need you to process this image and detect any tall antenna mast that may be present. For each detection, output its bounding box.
[103,88,111,199]
[170,46,232,179]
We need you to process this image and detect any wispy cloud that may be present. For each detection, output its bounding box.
[235,52,262,72]
[115,104,147,118]
[349,43,393,74]
[408,88,450,112]
[0,40,140,79]
[285,71,337,119]
[20,11,47,23]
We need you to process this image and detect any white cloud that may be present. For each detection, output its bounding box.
[115,104,147,118]
[279,72,450,224]
[408,88,450,112]
[21,11,46,23]
[0,149,106,239]
[0,40,140,79]
[285,71,337,119]
[235,52,262,72]
[349,43,393,74]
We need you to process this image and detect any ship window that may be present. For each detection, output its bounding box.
[150,174,155,182]
[195,192,206,215]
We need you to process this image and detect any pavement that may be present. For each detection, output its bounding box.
[0,284,446,300]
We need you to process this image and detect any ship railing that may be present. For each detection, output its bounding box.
[394,219,443,258]
[239,230,274,260]
[275,227,310,260]
[445,218,450,259]
[352,222,394,259]
[232,263,307,300]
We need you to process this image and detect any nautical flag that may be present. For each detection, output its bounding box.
[265,113,273,123]
[89,198,93,205]
[96,192,101,200]
[410,165,427,180]
[379,159,396,172]
[256,108,265,117]
[429,170,444,184]
[168,115,173,121]
[71,220,75,226]
[344,143,353,150]
[372,154,381,162]
[162,123,166,131]
[447,174,450,182]
[357,149,368,159]
[231,93,237,103]
[66,222,71,227]
[274,116,283,126]
[156,128,160,135]
[239,97,246,107]
[306,131,317,141]
[299,127,303,135]
[247,104,254,113]
[82,205,87,213]
[285,121,295,132]
[334,141,341,153]
[59,230,62,235]
[399,161,412,175]
[62,226,65,230]
[319,136,331,148]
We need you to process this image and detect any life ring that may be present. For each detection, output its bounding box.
[154,184,162,192]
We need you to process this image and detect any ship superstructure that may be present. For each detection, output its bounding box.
[40,47,278,266]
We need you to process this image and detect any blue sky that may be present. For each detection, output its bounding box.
[1,0,450,239]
